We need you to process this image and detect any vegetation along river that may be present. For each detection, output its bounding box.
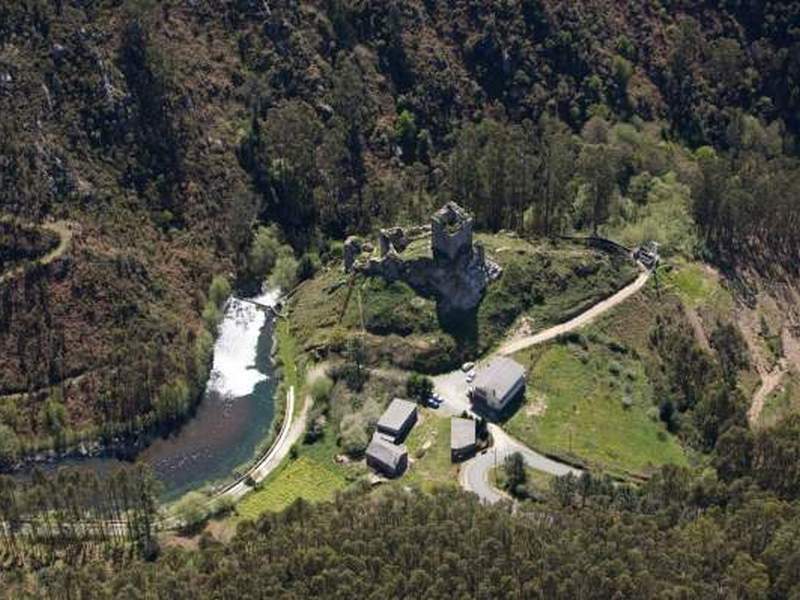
[22,291,280,502]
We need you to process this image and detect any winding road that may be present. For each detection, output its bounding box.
[437,267,652,504]
[459,425,582,503]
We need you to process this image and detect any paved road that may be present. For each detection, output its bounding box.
[460,425,582,504]
[437,267,651,504]
[164,384,304,529]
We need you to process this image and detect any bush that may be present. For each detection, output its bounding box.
[202,301,222,334]
[340,414,369,457]
[208,275,231,309]
[269,249,299,292]
[406,373,433,403]
[296,254,318,282]
[175,491,209,530]
[311,376,334,405]
[248,226,281,280]
[0,424,20,466]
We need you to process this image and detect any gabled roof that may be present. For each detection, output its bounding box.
[473,357,525,398]
[377,398,417,433]
[367,435,407,470]
[451,417,476,450]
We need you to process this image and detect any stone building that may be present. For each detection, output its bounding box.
[431,202,474,261]
[366,435,408,477]
[450,417,477,462]
[376,398,418,443]
[470,357,526,414]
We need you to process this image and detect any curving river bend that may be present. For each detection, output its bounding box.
[26,291,281,502]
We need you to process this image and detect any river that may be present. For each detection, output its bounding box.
[22,291,281,502]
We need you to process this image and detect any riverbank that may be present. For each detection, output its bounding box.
[5,290,286,503]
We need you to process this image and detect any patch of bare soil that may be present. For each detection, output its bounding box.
[508,316,536,344]
[684,305,711,352]
[749,361,788,425]
[525,391,548,417]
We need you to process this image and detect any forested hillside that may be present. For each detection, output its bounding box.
[6,477,800,599]
[1,0,799,454]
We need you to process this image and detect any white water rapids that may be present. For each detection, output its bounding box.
[207,288,281,398]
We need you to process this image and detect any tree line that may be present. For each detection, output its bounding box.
[0,465,160,569]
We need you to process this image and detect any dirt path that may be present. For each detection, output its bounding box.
[498,269,650,356]
[0,220,74,285]
[684,305,711,352]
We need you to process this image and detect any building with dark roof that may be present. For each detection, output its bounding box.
[450,417,476,462]
[376,398,418,443]
[366,434,408,477]
[470,357,525,413]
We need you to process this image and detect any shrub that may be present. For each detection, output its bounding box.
[208,275,231,309]
[0,424,20,466]
[202,302,222,334]
[340,414,369,457]
[269,249,299,292]
[296,254,318,282]
[175,491,209,530]
[311,376,334,406]
[248,225,281,280]
[406,373,433,403]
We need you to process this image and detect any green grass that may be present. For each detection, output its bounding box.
[236,456,346,518]
[662,261,732,311]
[402,410,458,491]
[276,319,300,388]
[506,341,687,479]
[235,430,354,519]
[361,278,438,336]
[290,234,639,374]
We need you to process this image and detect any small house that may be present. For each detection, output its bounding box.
[471,357,525,413]
[366,435,408,477]
[376,398,418,443]
[450,417,476,462]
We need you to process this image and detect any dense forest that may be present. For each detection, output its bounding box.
[3,0,800,596]
[1,0,800,451]
[5,463,800,599]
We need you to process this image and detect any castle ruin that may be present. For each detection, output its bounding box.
[431,202,473,261]
[343,203,501,314]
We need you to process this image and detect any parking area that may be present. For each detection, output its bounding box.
[432,368,475,416]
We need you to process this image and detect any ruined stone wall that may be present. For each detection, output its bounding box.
[431,203,473,261]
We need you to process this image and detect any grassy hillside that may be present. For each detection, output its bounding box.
[507,340,687,479]
[290,233,637,373]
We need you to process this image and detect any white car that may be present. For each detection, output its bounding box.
[461,362,475,373]
[466,371,476,383]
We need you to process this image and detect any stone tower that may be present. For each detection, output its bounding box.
[431,202,473,261]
